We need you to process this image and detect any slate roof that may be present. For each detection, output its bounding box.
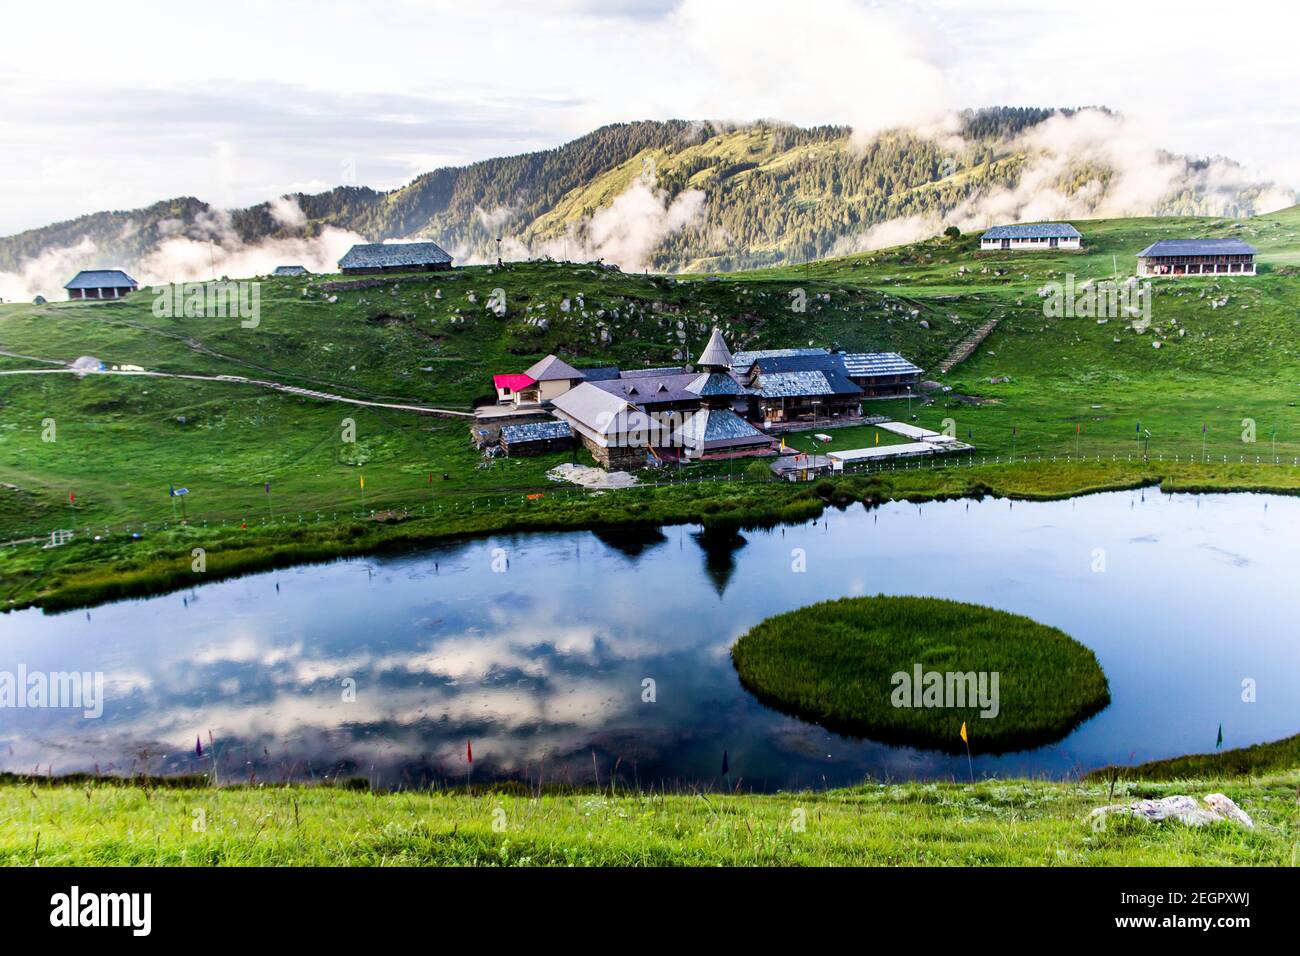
[1137,239,1257,257]
[500,421,571,443]
[593,373,703,406]
[981,223,1082,240]
[752,370,861,399]
[65,269,138,290]
[337,241,452,270]
[841,352,922,377]
[696,327,734,368]
[524,354,584,382]
[674,408,771,452]
[686,371,746,397]
[273,265,308,276]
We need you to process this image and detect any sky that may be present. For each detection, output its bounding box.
[2,0,1297,235]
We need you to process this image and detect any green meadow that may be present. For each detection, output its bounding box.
[1,772,1295,866]
[4,209,1300,611]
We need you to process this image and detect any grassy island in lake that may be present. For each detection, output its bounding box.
[731,595,1110,753]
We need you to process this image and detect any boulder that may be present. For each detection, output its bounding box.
[1088,793,1253,829]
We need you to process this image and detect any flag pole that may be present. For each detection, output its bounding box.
[961,721,973,784]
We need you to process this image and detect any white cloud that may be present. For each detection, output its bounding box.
[490,170,706,272]
[1,0,1298,235]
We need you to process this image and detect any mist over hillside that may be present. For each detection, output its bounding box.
[0,106,1293,301]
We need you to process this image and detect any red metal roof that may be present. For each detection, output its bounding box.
[493,373,536,390]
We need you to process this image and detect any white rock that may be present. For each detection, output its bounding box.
[1088,793,1253,829]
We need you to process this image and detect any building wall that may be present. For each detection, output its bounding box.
[753,395,861,423]
[340,263,452,275]
[980,237,1081,251]
[501,435,576,457]
[537,379,575,403]
[69,287,133,300]
[571,430,645,469]
[1138,256,1256,277]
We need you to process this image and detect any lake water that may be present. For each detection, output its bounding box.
[2,489,1297,791]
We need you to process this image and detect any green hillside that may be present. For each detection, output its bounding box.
[3,108,1292,282]
[3,209,1300,609]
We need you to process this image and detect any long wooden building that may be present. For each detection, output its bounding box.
[1136,239,1257,277]
[337,241,453,275]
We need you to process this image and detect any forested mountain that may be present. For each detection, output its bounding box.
[0,107,1290,284]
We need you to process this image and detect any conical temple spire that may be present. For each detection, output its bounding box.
[696,327,733,370]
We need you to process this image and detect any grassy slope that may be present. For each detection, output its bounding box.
[2,775,1295,866]
[4,210,1300,610]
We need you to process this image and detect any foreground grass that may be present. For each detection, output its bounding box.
[731,596,1109,752]
[2,776,1295,866]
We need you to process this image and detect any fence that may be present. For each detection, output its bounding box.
[5,449,1300,553]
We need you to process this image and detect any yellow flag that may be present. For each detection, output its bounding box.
[875,432,879,445]
[359,475,365,490]
[960,721,968,743]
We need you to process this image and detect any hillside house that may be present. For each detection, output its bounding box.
[273,265,308,276]
[1136,239,1257,277]
[338,241,453,275]
[64,269,138,300]
[980,223,1082,251]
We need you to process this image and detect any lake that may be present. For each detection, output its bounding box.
[2,489,1297,790]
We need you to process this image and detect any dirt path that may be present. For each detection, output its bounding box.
[0,366,473,418]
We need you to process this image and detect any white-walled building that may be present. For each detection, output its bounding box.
[980,223,1082,251]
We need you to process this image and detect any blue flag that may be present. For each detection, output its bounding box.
[721,750,729,775]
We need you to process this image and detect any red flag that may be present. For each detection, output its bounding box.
[466,739,473,764]
[69,492,75,504]
[428,472,433,485]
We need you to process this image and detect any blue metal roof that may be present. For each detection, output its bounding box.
[500,421,571,443]
[65,269,137,290]
[578,365,621,382]
[273,265,308,276]
[981,223,1081,240]
[752,353,840,374]
[731,348,826,371]
[338,241,452,270]
[1137,239,1257,257]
